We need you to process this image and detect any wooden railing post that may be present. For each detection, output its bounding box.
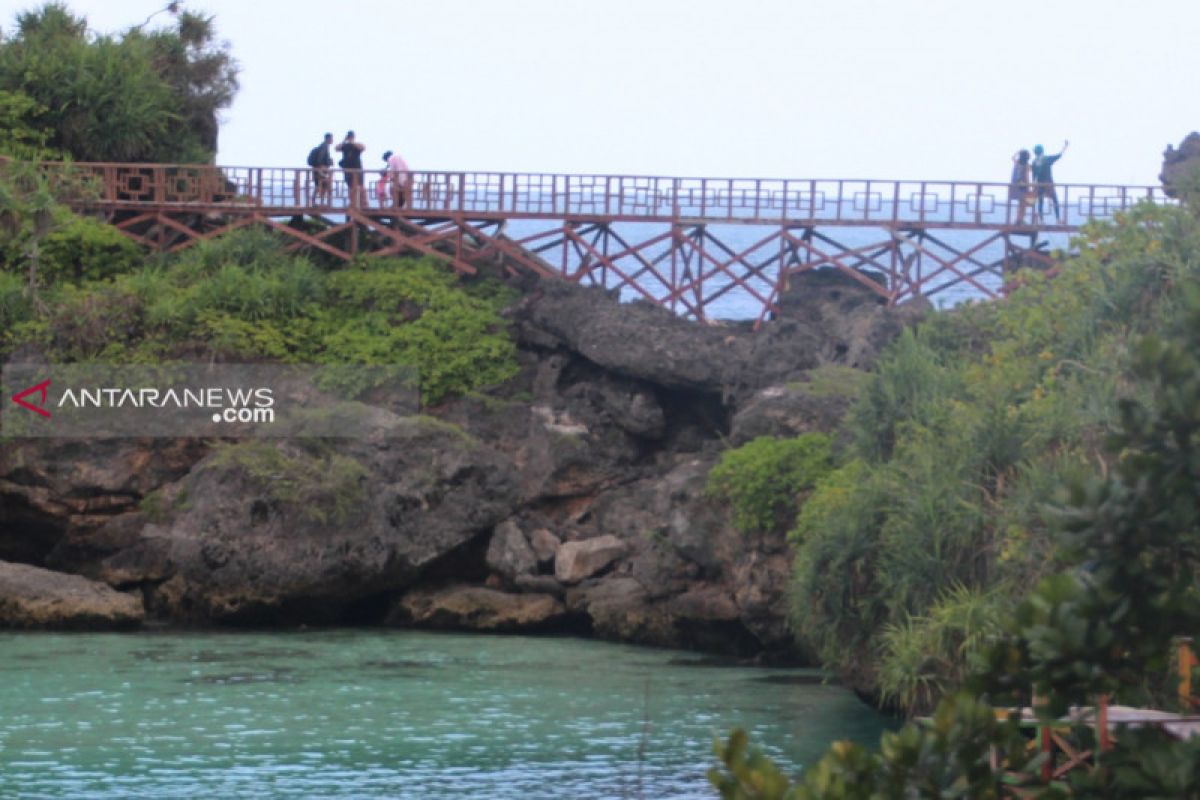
[1179,637,1197,708]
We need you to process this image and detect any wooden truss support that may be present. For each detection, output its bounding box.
[101,205,1066,325]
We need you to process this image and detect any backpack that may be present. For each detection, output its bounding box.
[307,144,325,168]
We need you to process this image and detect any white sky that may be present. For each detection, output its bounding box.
[4,0,1198,185]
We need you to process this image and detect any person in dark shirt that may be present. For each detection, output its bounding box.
[310,132,334,205]
[336,130,366,207]
[1032,140,1069,224]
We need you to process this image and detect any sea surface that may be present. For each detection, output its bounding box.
[0,630,893,799]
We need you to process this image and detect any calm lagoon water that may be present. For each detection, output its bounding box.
[0,630,893,798]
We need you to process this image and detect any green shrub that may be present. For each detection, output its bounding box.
[707,434,834,534]
[37,211,143,283]
[0,270,30,331]
[321,258,519,403]
[45,281,143,359]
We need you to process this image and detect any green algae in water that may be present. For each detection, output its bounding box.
[0,630,894,798]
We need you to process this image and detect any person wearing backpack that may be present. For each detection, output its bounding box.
[307,133,334,205]
[1032,140,1068,224]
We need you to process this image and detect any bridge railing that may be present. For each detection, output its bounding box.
[34,161,1174,228]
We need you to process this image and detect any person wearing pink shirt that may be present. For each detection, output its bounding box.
[382,150,410,208]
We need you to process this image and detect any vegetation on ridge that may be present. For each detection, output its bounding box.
[0,212,521,405]
[709,199,1200,794]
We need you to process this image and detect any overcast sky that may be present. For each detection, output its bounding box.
[5,0,1198,185]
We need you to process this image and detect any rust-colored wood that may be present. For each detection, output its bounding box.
[36,160,1177,324]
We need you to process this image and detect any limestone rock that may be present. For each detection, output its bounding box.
[554,535,626,584]
[515,280,747,392]
[0,560,142,629]
[94,416,521,624]
[764,268,929,375]
[389,584,566,631]
[0,438,206,567]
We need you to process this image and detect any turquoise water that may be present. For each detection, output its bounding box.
[0,631,892,798]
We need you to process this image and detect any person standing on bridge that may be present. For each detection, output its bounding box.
[336,130,367,207]
[308,132,334,206]
[1009,149,1034,225]
[1032,140,1069,224]
[382,150,411,208]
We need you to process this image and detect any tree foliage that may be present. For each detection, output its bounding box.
[0,2,238,162]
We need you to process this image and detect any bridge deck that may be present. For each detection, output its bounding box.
[28,161,1175,324]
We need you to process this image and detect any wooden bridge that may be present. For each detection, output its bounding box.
[38,161,1174,324]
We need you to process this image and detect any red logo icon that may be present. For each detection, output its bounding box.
[12,379,52,418]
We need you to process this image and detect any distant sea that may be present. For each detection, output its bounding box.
[505,210,1077,320]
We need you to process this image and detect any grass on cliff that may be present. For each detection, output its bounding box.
[201,441,369,526]
[0,223,520,405]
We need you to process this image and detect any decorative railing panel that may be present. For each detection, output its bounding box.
[35,162,1173,229]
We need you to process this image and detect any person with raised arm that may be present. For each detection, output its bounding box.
[1032,140,1069,224]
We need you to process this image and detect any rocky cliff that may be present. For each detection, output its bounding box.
[1161,132,1200,197]
[0,269,925,658]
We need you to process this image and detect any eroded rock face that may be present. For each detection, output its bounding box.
[563,455,796,655]
[0,560,143,629]
[0,266,925,653]
[0,439,206,567]
[94,418,520,624]
[388,584,566,631]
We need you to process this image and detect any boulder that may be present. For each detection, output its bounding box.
[515,280,748,393]
[0,560,142,629]
[388,584,566,631]
[529,528,561,568]
[554,534,626,584]
[486,520,537,583]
